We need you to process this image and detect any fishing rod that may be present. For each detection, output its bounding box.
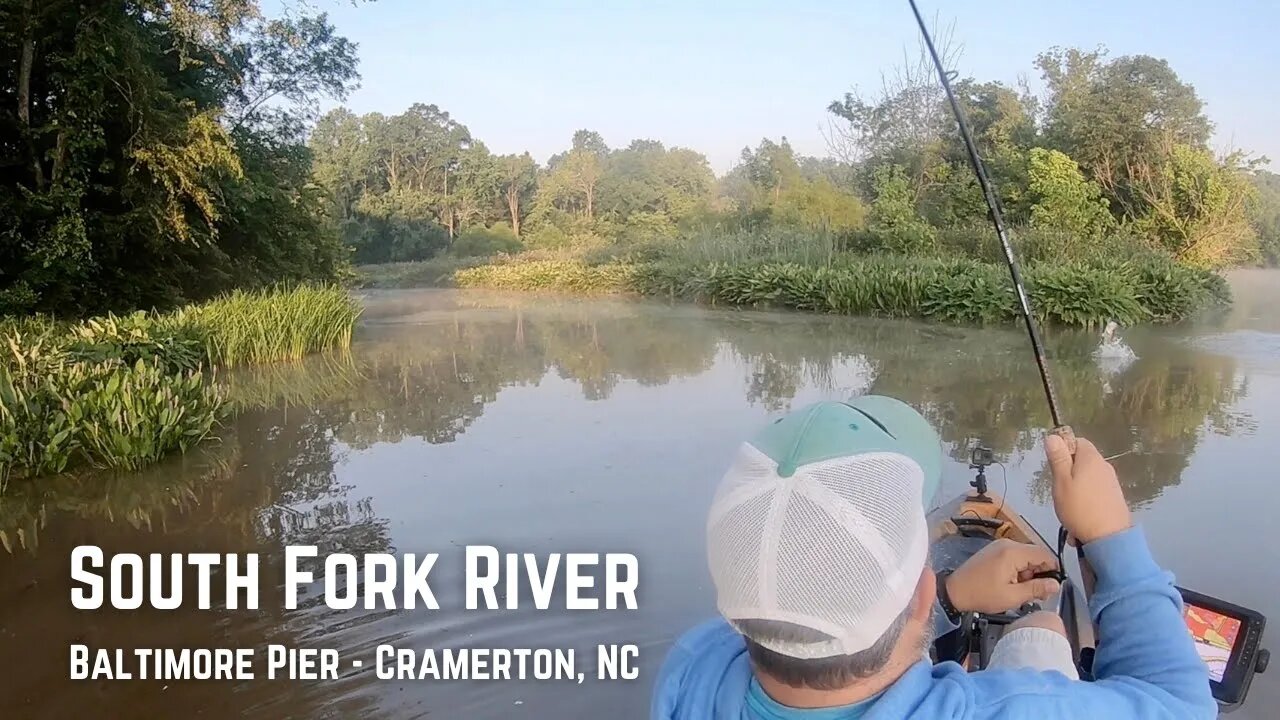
[906,0,1069,438]
[905,8,1270,700]
[906,0,1080,592]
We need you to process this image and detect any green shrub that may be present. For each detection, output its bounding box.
[524,224,572,249]
[450,224,523,258]
[937,224,1165,265]
[866,165,939,255]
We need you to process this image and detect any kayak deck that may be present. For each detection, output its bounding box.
[927,490,1089,670]
[928,490,1053,574]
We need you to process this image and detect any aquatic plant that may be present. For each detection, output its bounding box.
[0,285,361,481]
[453,257,1225,328]
[455,261,640,294]
[0,336,225,480]
[183,285,362,367]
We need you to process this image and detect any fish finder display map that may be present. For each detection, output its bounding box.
[1184,604,1242,682]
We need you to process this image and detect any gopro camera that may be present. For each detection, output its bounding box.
[970,446,995,468]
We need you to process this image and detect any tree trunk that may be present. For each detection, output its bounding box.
[585,183,595,221]
[506,184,521,236]
[444,170,454,240]
[18,0,44,188]
[52,129,66,184]
[386,154,399,189]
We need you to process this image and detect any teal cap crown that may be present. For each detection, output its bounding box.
[749,395,943,508]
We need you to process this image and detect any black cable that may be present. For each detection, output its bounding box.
[906,0,1064,431]
[994,461,1008,519]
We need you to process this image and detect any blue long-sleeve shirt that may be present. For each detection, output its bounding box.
[651,526,1217,720]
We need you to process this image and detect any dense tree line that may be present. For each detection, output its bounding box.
[310,107,870,265]
[5,2,1279,319]
[824,45,1273,268]
[0,0,359,315]
[318,44,1279,270]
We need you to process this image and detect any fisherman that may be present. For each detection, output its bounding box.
[652,396,1215,720]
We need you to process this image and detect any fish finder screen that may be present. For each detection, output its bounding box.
[1184,603,1242,682]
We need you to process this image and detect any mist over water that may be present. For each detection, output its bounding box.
[3,272,1278,719]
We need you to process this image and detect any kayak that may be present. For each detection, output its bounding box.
[926,487,1094,671]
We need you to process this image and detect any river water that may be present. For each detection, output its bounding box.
[2,271,1277,718]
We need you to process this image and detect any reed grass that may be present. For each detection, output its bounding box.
[184,286,362,367]
[0,285,362,481]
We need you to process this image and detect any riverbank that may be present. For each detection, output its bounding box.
[359,255,1229,328]
[0,286,360,482]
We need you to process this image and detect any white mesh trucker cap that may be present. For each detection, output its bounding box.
[706,395,943,659]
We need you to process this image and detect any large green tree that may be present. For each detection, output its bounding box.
[720,138,864,237]
[498,152,538,237]
[309,103,477,261]
[540,130,609,221]
[1,0,360,313]
[0,0,358,314]
[597,139,715,236]
[1036,47,1212,202]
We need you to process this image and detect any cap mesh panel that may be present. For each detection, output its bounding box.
[776,491,885,622]
[707,447,928,657]
[707,487,773,611]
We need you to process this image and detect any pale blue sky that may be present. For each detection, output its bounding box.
[295,0,1278,173]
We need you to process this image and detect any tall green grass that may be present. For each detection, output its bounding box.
[453,257,1226,328]
[0,285,362,482]
[184,286,362,367]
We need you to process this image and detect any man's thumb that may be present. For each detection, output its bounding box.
[1045,434,1074,482]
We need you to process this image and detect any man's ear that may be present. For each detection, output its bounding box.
[910,565,937,624]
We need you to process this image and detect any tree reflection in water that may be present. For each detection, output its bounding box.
[0,290,1252,719]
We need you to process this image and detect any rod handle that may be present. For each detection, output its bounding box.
[1050,424,1077,456]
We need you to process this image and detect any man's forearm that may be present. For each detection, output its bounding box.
[1084,526,1215,714]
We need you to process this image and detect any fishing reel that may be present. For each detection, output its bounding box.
[968,445,995,503]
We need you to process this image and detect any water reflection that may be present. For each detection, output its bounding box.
[0,287,1266,719]
[1,291,1251,561]
[233,293,1247,512]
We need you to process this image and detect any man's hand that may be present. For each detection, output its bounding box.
[946,539,1061,614]
[1046,434,1132,545]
